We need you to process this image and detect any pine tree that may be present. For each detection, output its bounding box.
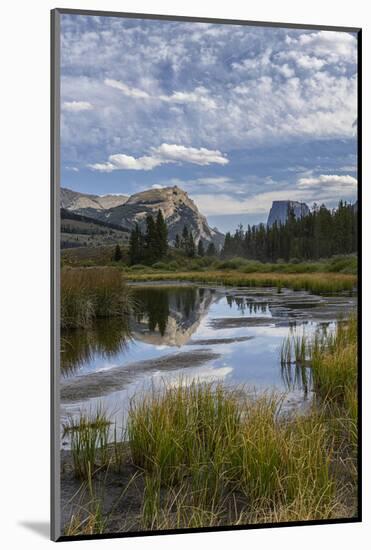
[174,234,181,249]
[156,209,168,258]
[128,223,142,265]
[144,214,157,264]
[113,243,122,262]
[181,226,189,250]
[197,239,205,257]
[187,232,196,258]
[206,242,216,256]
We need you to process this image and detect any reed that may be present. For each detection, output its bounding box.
[122,270,356,295]
[61,267,135,329]
[127,382,337,529]
[63,407,111,479]
[280,332,309,366]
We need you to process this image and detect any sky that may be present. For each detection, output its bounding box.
[60,14,358,233]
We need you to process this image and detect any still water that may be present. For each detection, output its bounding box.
[60,284,356,438]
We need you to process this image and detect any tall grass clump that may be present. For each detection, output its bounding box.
[61,267,135,329]
[127,382,337,529]
[311,316,357,405]
[63,407,111,479]
[281,316,358,459]
[127,382,242,485]
[280,333,309,366]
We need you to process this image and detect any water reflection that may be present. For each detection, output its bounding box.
[130,286,215,347]
[226,295,269,315]
[60,286,356,405]
[281,362,312,396]
[61,317,132,377]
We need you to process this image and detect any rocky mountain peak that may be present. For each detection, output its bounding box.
[267,200,310,227]
[61,185,224,249]
[60,187,128,211]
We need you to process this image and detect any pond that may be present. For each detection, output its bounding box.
[60,283,356,442]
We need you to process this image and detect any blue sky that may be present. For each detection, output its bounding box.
[60,14,358,232]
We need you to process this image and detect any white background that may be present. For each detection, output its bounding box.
[0,0,369,548]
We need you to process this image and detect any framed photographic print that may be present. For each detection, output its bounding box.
[51,8,361,541]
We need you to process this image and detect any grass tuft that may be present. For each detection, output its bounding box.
[61,267,135,329]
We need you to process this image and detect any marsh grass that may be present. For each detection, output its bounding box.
[63,316,357,532]
[61,267,135,329]
[311,316,357,405]
[280,333,309,366]
[122,270,356,295]
[126,382,340,529]
[63,407,112,479]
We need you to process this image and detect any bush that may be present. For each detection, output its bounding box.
[129,264,148,271]
[217,257,249,270]
[152,261,168,270]
[326,255,357,274]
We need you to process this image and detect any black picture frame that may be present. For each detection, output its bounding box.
[51,8,362,542]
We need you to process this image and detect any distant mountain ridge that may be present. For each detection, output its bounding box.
[267,200,310,227]
[61,186,224,249]
[61,188,128,212]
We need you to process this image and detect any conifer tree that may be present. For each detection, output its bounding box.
[113,243,122,262]
[128,223,142,265]
[206,242,216,256]
[156,209,168,258]
[181,226,189,249]
[197,239,205,257]
[174,234,181,249]
[144,214,157,264]
[187,232,196,258]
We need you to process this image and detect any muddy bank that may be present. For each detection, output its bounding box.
[186,336,254,346]
[208,317,282,329]
[60,446,145,535]
[61,349,220,403]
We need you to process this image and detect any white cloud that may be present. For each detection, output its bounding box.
[61,21,358,165]
[297,174,357,189]
[88,143,229,172]
[105,78,216,109]
[152,144,228,166]
[191,173,357,216]
[152,184,164,189]
[62,101,93,112]
[194,191,309,215]
[65,166,79,172]
[297,31,357,63]
[159,87,217,109]
[104,79,151,99]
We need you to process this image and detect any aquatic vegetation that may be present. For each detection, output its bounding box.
[280,333,309,366]
[122,270,356,295]
[127,382,342,529]
[311,316,357,405]
[63,407,112,479]
[61,267,135,329]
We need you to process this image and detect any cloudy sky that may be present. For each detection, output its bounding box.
[60,14,358,232]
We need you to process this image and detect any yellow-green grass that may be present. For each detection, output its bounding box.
[123,270,356,295]
[127,382,351,529]
[63,316,358,533]
[61,267,135,329]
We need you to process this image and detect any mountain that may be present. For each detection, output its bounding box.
[267,200,310,227]
[60,188,128,212]
[61,185,224,249]
[130,287,216,347]
[61,208,130,249]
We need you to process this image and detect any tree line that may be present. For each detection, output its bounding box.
[125,212,218,265]
[174,226,217,258]
[127,210,168,265]
[221,201,357,262]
